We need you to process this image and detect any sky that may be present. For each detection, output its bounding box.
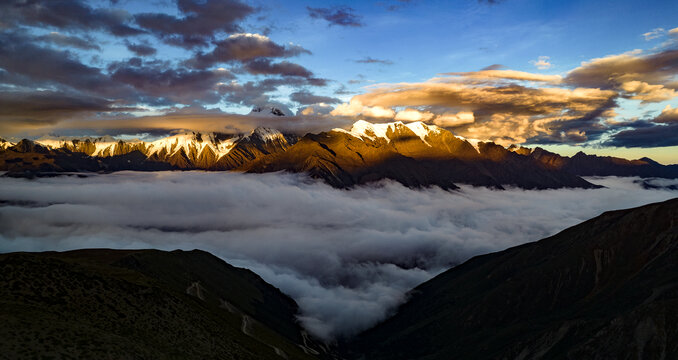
[1,0,678,162]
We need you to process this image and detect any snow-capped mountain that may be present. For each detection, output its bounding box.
[0,138,13,150]
[2,120,676,189]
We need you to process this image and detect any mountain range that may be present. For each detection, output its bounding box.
[2,120,677,189]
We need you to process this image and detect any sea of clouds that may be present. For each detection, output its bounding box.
[0,171,676,339]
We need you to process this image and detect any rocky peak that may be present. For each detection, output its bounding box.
[249,106,287,117]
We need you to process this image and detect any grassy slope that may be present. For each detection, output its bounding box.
[0,249,322,360]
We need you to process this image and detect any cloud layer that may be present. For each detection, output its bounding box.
[0,172,676,339]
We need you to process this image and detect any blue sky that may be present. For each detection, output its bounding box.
[1,0,677,162]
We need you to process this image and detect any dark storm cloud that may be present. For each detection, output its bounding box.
[135,0,255,48]
[0,0,143,36]
[125,41,157,56]
[307,6,363,27]
[0,32,134,99]
[187,33,310,69]
[0,173,675,339]
[354,57,394,65]
[605,123,678,148]
[290,91,341,105]
[110,62,233,104]
[36,32,101,51]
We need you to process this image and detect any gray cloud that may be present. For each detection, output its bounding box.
[125,41,157,56]
[605,123,678,148]
[290,91,341,105]
[36,32,101,51]
[135,0,254,48]
[187,33,310,69]
[354,57,394,65]
[307,6,363,27]
[109,59,233,104]
[0,173,676,340]
[0,0,143,36]
[242,59,315,78]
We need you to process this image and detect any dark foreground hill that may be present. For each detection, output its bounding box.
[0,249,327,360]
[348,198,678,360]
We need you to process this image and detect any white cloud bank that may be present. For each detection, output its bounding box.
[0,172,676,339]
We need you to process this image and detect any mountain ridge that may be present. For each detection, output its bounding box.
[2,120,676,189]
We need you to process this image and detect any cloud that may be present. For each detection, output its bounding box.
[432,111,475,127]
[327,48,678,147]
[530,55,552,70]
[0,32,136,100]
[643,28,665,41]
[620,80,676,103]
[605,122,678,148]
[36,32,101,51]
[298,103,335,116]
[331,99,396,119]
[0,90,122,135]
[16,106,351,137]
[1,173,676,339]
[394,108,435,122]
[135,0,254,48]
[290,91,341,105]
[654,105,678,124]
[307,6,363,27]
[564,49,678,95]
[354,57,394,65]
[125,42,157,56]
[331,78,617,145]
[109,61,233,104]
[602,105,678,148]
[443,69,562,83]
[242,59,315,78]
[0,0,143,36]
[187,33,310,69]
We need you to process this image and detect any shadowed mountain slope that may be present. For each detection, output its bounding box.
[0,249,327,360]
[349,198,678,360]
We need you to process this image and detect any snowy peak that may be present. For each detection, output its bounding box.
[146,132,239,160]
[248,127,286,143]
[0,138,14,150]
[334,120,443,145]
